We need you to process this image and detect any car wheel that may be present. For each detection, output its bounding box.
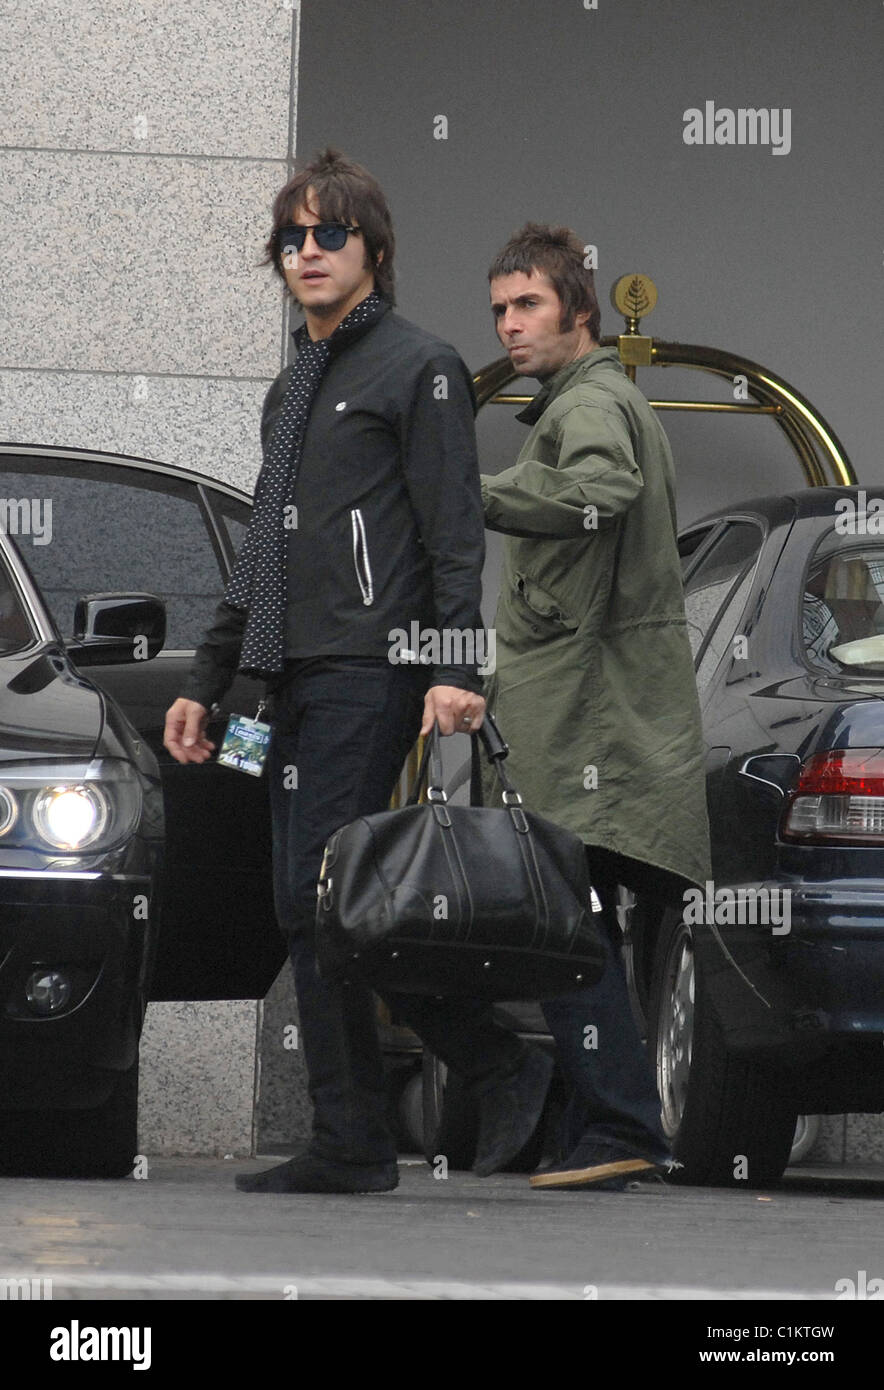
[0,1058,138,1179]
[648,910,797,1187]
[788,1113,821,1166]
[421,1050,478,1169]
[420,1049,549,1173]
[397,1071,425,1152]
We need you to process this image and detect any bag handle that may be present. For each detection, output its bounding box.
[477,709,509,762]
[405,723,447,806]
[470,712,523,809]
[406,714,526,826]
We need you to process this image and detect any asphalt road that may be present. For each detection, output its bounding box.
[1,1156,883,1302]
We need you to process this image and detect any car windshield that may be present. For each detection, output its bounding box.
[0,548,37,654]
[803,533,884,673]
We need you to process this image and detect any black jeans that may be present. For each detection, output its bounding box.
[267,656,524,1166]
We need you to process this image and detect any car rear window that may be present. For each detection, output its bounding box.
[682,521,764,661]
[803,527,884,673]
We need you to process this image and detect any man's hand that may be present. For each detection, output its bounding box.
[421,685,486,737]
[164,698,216,764]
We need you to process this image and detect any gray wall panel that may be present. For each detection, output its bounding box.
[296,0,883,519]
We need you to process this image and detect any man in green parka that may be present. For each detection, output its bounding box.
[480,223,711,1189]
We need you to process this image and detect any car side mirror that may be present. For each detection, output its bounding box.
[69,593,166,666]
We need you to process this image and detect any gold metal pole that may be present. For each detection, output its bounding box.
[488,396,784,414]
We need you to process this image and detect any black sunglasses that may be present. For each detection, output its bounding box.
[276,222,360,254]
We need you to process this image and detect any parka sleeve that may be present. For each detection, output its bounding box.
[481,401,643,538]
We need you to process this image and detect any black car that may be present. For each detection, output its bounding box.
[0,446,285,1177]
[625,487,884,1185]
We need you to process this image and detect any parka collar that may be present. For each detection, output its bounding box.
[515,346,623,425]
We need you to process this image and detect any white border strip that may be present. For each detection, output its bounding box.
[4,1271,838,1300]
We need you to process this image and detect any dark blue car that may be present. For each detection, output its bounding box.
[625,487,884,1184]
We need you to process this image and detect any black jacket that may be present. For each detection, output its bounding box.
[183,303,486,708]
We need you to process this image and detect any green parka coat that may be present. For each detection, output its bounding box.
[480,346,711,895]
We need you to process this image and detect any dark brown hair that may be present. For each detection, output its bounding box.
[261,147,396,303]
[488,223,600,339]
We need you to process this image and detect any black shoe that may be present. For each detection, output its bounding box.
[472,1047,554,1177]
[235,1152,399,1194]
[529,1137,668,1191]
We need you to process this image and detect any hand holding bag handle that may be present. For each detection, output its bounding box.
[409,715,530,834]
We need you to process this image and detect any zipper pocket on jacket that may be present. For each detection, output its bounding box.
[350,508,375,606]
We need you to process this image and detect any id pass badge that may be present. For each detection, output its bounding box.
[217,705,272,777]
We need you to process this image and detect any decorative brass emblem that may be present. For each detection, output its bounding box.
[611,273,658,323]
[611,274,658,375]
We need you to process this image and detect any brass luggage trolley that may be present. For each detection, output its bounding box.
[473,273,855,488]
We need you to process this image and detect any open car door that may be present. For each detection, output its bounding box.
[0,446,285,1000]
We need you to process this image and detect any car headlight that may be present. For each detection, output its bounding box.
[32,783,110,851]
[0,760,142,855]
[0,785,18,836]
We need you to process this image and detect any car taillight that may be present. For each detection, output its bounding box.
[782,749,884,842]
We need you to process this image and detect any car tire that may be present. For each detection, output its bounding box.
[420,1049,550,1173]
[421,1050,478,1169]
[648,909,797,1187]
[788,1113,821,1166]
[397,1071,425,1153]
[0,1058,138,1179]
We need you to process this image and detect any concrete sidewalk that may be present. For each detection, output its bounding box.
[1,1156,882,1301]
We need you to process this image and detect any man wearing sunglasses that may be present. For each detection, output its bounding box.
[163,150,554,1194]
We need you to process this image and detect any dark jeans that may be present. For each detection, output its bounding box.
[268,655,669,1168]
[541,872,671,1163]
[267,657,524,1166]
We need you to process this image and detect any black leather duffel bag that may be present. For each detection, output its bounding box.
[314,713,606,1000]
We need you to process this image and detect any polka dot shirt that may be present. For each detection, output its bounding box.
[225,292,386,674]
